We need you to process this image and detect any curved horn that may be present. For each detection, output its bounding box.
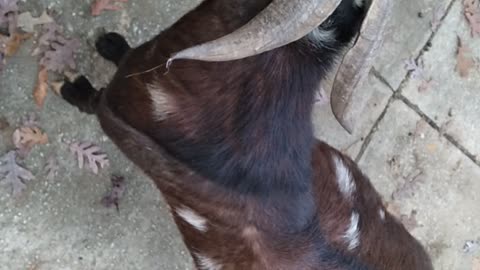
[331,0,393,134]
[168,0,342,62]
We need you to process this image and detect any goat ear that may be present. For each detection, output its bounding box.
[330,0,392,134]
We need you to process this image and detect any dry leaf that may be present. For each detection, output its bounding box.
[464,0,480,37]
[69,142,109,174]
[91,0,128,16]
[33,65,49,108]
[17,11,54,33]
[0,32,33,56]
[35,22,81,73]
[101,175,126,211]
[400,210,419,231]
[456,36,475,78]
[13,126,48,151]
[385,202,401,218]
[0,151,35,196]
[418,77,434,93]
[473,257,480,270]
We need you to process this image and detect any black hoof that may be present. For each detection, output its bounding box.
[95,32,130,65]
[60,76,99,114]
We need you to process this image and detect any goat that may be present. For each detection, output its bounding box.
[60,0,433,269]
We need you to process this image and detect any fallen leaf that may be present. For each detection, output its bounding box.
[456,36,475,78]
[33,65,49,108]
[91,0,128,16]
[101,175,126,211]
[464,0,480,37]
[69,142,109,174]
[0,32,33,57]
[0,151,35,196]
[400,210,419,231]
[418,77,434,93]
[12,126,48,157]
[35,23,81,73]
[385,202,401,218]
[17,11,54,33]
[473,257,480,270]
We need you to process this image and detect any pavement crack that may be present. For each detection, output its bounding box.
[397,94,480,168]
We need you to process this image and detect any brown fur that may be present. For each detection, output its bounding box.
[63,0,433,269]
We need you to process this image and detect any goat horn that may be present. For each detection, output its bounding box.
[168,0,342,62]
[330,0,393,134]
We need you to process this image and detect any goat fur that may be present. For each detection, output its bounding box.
[60,0,433,269]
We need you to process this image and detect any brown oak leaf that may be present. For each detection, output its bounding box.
[12,126,48,157]
[0,32,33,57]
[17,11,53,33]
[456,36,475,78]
[91,0,128,16]
[464,0,480,37]
[33,65,49,108]
[473,257,480,270]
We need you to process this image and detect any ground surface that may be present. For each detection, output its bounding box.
[0,0,479,269]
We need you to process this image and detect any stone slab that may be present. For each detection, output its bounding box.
[402,0,480,161]
[359,100,480,270]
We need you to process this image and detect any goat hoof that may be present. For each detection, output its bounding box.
[95,32,130,65]
[60,76,98,114]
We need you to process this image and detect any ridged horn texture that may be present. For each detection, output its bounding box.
[331,0,393,134]
[168,0,343,62]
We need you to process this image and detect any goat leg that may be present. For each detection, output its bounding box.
[60,76,102,114]
[95,32,131,66]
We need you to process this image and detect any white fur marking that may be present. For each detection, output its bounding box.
[147,82,173,121]
[333,155,356,199]
[176,206,208,232]
[343,212,360,250]
[195,253,222,270]
[307,28,336,48]
[379,208,386,221]
[354,0,365,8]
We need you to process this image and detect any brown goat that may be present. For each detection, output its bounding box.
[60,0,433,269]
